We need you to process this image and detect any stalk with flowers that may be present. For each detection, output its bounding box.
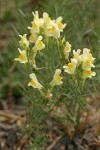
[15,11,96,148]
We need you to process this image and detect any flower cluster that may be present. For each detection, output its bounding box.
[15,11,66,66]
[63,48,96,80]
[15,34,45,68]
[15,11,96,99]
[28,11,66,41]
[15,11,66,98]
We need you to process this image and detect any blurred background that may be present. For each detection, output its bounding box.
[0,0,100,149]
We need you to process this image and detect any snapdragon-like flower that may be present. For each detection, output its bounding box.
[56,16,66,32]
[34,36,45,51]
[15,48,28,63]
[81,48,95,70]
[32,11,39,22]
[43,12,52,27]
[29,33,38,43]
[83,69,96,79]
[50,69,63,87]
[33,11,44,27]
[28,73,43,89]
[19,34,29,49]
[63,42,71,59]
[28,11,44,34]
[73,49,82,63]
[31,11,44,33]
[63,58,78,74]
[45,22,60,39]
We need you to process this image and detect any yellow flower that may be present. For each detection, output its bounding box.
[83,70,96,79]
[63,42,71,59]
[82,48,95,61]
[73,49,82,63]
[63,58,78,74]
[43,12,52,26]
[34,36,45,51]
[28,11,44,34]
[43,13,61,38]
[32,11,40,22]
[19,34,29,49]
[44,15,66,38]
[29,33,38,43]
[82,59,94,69]
[31,21,40,33]
[15,48,28,63]
[32,11,44,25]
[28,73,43,89]
[82,48,95,70]
[50,69,63,87]
[56,16,66,32]
[45,22,60,39]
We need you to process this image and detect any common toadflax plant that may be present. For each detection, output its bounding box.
[15,11,96,148]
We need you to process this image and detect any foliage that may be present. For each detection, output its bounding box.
[14,11,97,148]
